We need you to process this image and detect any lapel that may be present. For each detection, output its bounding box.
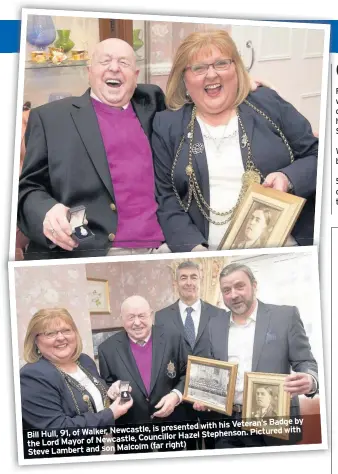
[223,311,231,361]
[251,301,271,371]
[169,301,186,335]
[182,106,210,238]
[70,89,115,200]
[195,300,209,346]
[237,101,256,170]
[131,94,151,138]
[115,331,148,396]
[149,326,166,395]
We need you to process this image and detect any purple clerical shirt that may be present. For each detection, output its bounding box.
[130,337,152,394]
[92,99,164,248]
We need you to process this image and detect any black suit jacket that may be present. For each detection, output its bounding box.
[98,325,187,425]
[155,300,225,425]
[18,85,166,260]
[20,353,113,430]
[155,299,224,357]
[152,87,318,252]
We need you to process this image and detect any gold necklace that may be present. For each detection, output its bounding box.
[171,100,294,226]
[55,361,111,414]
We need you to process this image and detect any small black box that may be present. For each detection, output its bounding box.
[119,381,131,404]
[67,205,95,244]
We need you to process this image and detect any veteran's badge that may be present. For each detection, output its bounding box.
[167,360,176,378]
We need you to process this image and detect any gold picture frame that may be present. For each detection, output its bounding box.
[183,355,238,415]
[87,278,111,314]
[242,372,291,440]
[218,183,306,250]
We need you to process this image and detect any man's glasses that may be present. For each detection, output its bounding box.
[185,59,234,76]
[38,329,73,339]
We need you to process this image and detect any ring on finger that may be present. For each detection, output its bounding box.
[50,228,56,236]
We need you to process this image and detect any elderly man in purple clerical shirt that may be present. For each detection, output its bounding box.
[98,296,187,445]
[18,38,168,259]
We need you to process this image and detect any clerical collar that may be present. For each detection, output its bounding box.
[90,90,129,109]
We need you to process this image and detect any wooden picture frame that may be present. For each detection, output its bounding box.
[92,328,123,358]
[183,355,238,415]
[87,278,111,314]
[242,372,291,440]
[218,183,306,250]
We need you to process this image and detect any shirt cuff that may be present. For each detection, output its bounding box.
[307,375,318,395]
[171,389,182,404]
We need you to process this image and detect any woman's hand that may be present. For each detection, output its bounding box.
[110,396,133,420]
[263,172,292,192]
[107,380,121,400]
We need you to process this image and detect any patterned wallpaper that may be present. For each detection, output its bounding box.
[86,260,175,330]
[14,264,94,366]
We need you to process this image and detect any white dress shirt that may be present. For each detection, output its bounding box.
[228,302,258,405]
[178,299,202,335]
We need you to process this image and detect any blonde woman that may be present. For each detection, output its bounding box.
[21,308,132,431]
[152,30,317,252]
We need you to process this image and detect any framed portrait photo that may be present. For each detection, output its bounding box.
[218,183,306,250]
[183,356,238,415]
[87,278,111,313]
[242,372,291,440]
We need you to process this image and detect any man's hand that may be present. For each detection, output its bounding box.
[110,396,133,420]
[250,78,278,93]
[152,392,180,418]
[43,203,78,250]
[284,373,315,396]
[192,402,208,411]
[262,172,291,193]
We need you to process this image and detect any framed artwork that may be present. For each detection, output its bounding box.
[92,328,123,358]
[242,372,291,440]
[183,355,238,415]
[218,183,306,250]
[87,278,111,313]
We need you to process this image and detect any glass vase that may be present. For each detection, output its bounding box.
[26,15,56,50]
[54,30,75,53]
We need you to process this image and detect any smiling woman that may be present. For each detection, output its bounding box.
[20,308,133,435]
[152,30,318,252]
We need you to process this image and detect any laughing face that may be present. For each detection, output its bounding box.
[88,38,139,107]
[184,45,238,116]
[35,317,77,365]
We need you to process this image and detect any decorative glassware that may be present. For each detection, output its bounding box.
[54,30,75,53]
[26,15,56,50]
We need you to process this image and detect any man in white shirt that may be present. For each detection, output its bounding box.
[203,262,318,447]
[155,261,225,449]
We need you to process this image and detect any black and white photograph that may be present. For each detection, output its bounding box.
[185,356,235,413]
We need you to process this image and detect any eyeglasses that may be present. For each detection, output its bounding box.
[38,329,73,339]
[185,59,234,76]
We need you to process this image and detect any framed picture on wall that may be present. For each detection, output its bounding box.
[87,278,111,313]
[242,372,291,440]
[92,328,123,358]
[218,184,306,250]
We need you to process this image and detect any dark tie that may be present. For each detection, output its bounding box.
[185,307,196,348]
